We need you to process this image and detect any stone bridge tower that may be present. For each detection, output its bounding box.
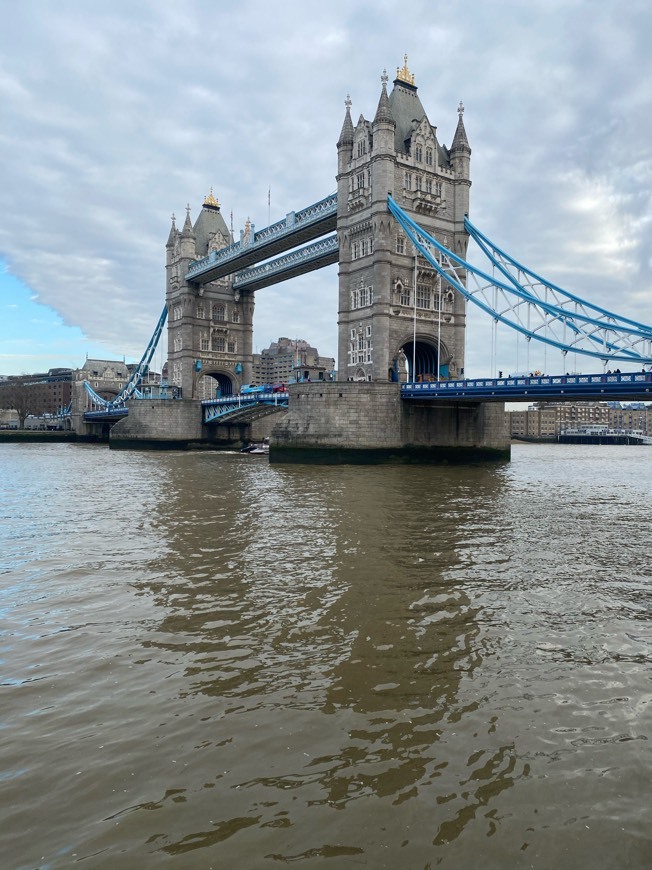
[336,58,471,383]
[165,192,255,399]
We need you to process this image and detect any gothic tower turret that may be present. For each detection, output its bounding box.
[449,101,472,231]
[336,58,471,383]
[166,192,254,399]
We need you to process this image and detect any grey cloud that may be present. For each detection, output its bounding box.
[1,0,652,374]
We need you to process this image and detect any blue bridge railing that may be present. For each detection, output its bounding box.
[402,371,652,401]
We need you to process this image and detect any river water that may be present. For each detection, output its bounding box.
[1,442,651,869]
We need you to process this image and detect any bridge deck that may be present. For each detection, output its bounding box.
[402,371,652,402]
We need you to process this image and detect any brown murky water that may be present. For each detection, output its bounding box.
[1,442,651,868]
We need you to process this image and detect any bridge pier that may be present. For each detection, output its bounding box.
[109,399,205,449]
[72,414,113,442]
[269,383,510,464]
[108,399,280,450]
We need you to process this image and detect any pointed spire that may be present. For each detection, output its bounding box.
[373,69,394,126]
[337,94,354,147]
[181,203,195,237]
[166,212,177,247]
[451,100,471,153]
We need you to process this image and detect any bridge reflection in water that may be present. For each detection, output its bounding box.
[3,446,651,866]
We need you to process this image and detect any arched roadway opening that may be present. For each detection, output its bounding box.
[195,371,235,399]
[394,338,451,382]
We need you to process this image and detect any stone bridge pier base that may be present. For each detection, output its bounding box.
[270,382,510,464]
[108,399,281,450]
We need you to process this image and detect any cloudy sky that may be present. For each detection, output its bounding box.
[2,0,652,378]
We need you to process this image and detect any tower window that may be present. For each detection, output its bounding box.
[425,147,433,166]
[415,144,423,162]
[396,235,405,254]
[404,172,412,190]
[356,172,364,189]
[196,304,205,319]
[212,304,225,321]
[416,284,431,309]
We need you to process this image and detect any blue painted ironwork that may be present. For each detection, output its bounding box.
[233,235,338,290]
[83,305,168,410]
[388,195,652,364]
[186,193,337,282]
[202,391,289,424]
[83,406,130,421]
[401,370,652,402]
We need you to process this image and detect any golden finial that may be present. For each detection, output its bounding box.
[396,54,415,85]
[203,187,220,209]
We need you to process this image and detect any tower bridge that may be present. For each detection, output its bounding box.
[78,57,652,460]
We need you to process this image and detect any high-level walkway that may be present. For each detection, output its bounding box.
[185,193,337,286]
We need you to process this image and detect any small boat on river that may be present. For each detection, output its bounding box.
[240,441,269,455]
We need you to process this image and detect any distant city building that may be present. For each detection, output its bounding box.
[251,337,335,386]
[0,368,72,424]
[507,401,652,439]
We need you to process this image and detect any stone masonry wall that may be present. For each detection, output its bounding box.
[271,383,510,463]
[110,399,204,448]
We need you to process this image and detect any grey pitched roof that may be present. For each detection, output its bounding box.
[388,79,428,154]
[193,198,232,256]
